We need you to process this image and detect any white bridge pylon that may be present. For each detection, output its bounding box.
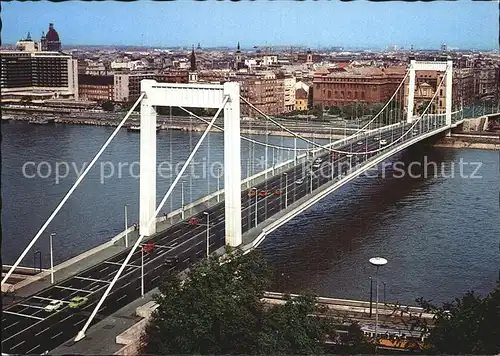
[139,80,242,247]
[406,59,453,127]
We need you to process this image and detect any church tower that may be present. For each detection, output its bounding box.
[234,42,242,70]
[188,45,198,83]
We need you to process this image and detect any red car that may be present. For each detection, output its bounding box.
[331,153,338,160]
[258,191,269,197]
[274,190,281,196]
[188,217,199,226]
[142,242,155,253]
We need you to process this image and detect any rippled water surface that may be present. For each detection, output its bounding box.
[2,121,499,304]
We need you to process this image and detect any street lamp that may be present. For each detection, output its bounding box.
[369,257,388,344]
[217,168,221,202]
[50,233,55,284]
[181,181,185,219]
[283,173,288,209]
[254,188,258,226]
[124,204,128,248]
[141,246,144,298]
[203,212,210,257]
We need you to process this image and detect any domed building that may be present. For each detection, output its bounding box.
[41,23,61,51]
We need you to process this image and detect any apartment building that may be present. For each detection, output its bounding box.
[78,74,114,101]
[1,51,78,100]
[239,73,285,116]
[312,66,406,107]
[113,71,189,102]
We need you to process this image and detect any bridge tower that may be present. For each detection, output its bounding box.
[406,58,453,128]
[139,80,242,246]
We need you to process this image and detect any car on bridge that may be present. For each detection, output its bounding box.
[258,190,269,197]
[44,299,64,312]
[273,189,281,196]
[331,152,338,160]
[142,242,155,253]
[188,217,200,225]
[247,188,257,197]
[68,296,88,309]
[357,141,363,145]
[373,136,380,141]
[296,178,304,185]
[380,139,387,145]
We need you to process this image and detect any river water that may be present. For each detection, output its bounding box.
[2,121,499,305]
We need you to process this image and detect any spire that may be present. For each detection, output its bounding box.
[190,45,196,71]
[237,42,240,52]
[26,32,32,41]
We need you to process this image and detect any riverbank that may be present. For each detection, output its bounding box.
[2,112,350,139]
[434,134,500,150]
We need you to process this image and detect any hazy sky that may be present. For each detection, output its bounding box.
[3,1,499,50]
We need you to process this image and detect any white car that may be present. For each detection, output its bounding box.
[295,178,304,185]
[312,163,321,169]
[380,139,388,145]
[373,136,380,141]
[44,299,63,312]
[357,141,363,145]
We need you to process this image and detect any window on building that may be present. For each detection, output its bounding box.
[327,90,332,99]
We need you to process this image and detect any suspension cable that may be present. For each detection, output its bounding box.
[2,93,145,286]
[75,95,229,342]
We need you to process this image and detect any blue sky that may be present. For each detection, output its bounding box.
[3,1,498,50]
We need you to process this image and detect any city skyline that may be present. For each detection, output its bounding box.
[2,1,499,50]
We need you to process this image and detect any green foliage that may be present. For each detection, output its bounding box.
[417,281,500,354]
[140,248,342,354]
[328,106,341,115]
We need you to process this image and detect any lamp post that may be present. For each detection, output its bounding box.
[369,276,373,317]
[203,212,210,257]
[283,173,288,209]
[217,168,221,202]
[181,181,185,219]
[124,204,128,248]
[254,189,258,226]
[33,250,42,274]
[141,247,144,298]
[369,257,388,344]
[50,233,55,284]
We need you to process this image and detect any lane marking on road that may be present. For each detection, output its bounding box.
[26,344,41,354]
[10,340,26,350]
[74,276,111,283]
[105,261,140,268]
[51,331,63,339]
[3,310,44,320]
[3,320,19,331]
[54,286,93,293]
[35,326,52,336]
[17,303,47,310]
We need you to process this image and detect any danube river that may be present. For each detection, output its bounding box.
[2,121,499,305]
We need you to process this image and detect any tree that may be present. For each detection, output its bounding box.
[140,248,339,354]
[416,281,500,354]
[328,106,341,116]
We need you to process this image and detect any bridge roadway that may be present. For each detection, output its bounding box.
[1,121,431,354]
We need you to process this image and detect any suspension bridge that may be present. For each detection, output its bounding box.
[1,59,465,354]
